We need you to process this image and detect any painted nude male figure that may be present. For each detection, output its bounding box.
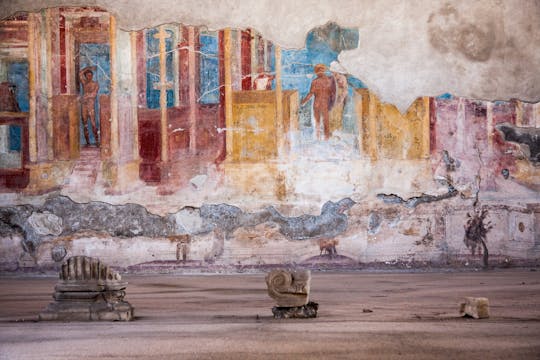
[79,66,99,146]
[300,63,336,140]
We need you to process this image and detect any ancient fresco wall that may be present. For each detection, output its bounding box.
[0,2,538,272]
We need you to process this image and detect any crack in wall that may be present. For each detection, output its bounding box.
[377,188,458,208]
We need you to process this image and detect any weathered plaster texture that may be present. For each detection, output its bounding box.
[1,195,538,271]
[0,1,538,272]
[2,0,539,111]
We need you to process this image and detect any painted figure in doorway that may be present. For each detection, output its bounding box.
[79,66,99,146]
[300,63,336,140]
[0,82,20,112]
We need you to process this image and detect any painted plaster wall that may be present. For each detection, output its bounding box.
[0,1,539,272]
[2,0,539,111]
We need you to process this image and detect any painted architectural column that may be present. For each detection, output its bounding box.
[421,97,431,159]
[44,9,54,161]
[33,9,51,162]
[250,28,257,86]
[232,30,241,90]
[116,29,136,163]
[274,45,284,154]
[240,29,251,91]
[109,15,119,159]
[104,18,141,192]
[224,28,233,158]
[27,12,38,162]
[158,25,168,163]
[366,91,378,161]
[188,26,197,152]
[130,31,140,161]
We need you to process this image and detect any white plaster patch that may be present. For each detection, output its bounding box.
[190,174,208,190]
[170,207,206,235]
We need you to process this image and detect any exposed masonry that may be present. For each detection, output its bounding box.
[0,196,357,255]
[376,188,458,208]
[496,123,540,163]
[377,149,459,208]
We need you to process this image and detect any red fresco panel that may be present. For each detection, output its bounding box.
[241,29,251,90]
[179,25,190,105]
[59,14,67,94]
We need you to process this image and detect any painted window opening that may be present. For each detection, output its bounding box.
[0,60,28,169]
[199,30,219,104]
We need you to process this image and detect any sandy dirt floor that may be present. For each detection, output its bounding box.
[0,269,539,359]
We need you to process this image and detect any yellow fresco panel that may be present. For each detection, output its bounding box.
[354,89,430,161]
[230,90,298,162]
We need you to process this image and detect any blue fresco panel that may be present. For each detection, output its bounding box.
[7,61,29,112]
[199,31,219,104]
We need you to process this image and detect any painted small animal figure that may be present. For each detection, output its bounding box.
[319,238,339,257]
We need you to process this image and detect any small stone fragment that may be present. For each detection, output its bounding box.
[459,297,489,319]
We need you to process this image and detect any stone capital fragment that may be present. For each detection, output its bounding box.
[39,256,134,321]
[265,269,311,307]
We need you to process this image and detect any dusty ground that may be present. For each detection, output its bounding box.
[0,270,539,359]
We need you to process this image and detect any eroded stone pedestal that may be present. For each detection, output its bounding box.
[272,301,319,319]
[39,256,134,321]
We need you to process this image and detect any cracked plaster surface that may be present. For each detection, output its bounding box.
[0,196,357,256]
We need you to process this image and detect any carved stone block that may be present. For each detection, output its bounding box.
[265,269,311,307]
[266,269,318,318]
[39,256,134,321]
[459,297,490,319]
